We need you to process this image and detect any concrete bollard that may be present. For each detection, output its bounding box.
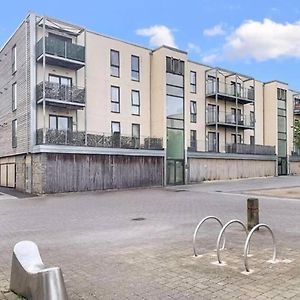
[247,198,259,231]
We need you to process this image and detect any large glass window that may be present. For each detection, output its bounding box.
[131,55,140,81]
[167,128,184,159]
[110,50,120,77]
[12,82,17,111]
[190,71,196,93]
[167,95,183,120]
[12,45,17,74]
[190,101,197,123]
[12,119,17,148]
[111,86,120,113]
[131,90,140,115]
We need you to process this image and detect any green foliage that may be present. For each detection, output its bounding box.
[294,119,300,149]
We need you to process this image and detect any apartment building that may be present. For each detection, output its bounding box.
[0,13,299,193]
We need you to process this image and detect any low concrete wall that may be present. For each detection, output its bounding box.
[289,156,300,175]
[188,152,276,182]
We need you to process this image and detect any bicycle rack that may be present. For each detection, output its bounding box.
[243,223,277,272]
[193,216,225,257]
[216,219,248,264]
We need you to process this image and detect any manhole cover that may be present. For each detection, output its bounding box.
[131,217,146,221]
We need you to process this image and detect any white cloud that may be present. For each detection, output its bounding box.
[187,43,201,54]
[136,25,177,48]
[224,18,300,61]
[202,53,219,64]
[203,24,226,37]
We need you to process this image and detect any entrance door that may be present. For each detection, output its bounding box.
[166,128,184,185]
[278,157,287,175]
[167,160,184,185]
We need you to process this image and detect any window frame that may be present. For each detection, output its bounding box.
[111,121,121,135]
[12,119,17,148]
[12,82,17,111]
[190,129,197,150]
[131,55,140,81]
[49,115,73,131]
[12,45,17,74]
[110,49,120,78]
[190,71,196,94]
[111,86,120,113]
[190,101,197,123]
[131,90,140,116]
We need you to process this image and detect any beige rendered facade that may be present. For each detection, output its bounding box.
[0,13,299,193]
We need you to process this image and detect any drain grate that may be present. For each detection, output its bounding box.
[131,217,146,221]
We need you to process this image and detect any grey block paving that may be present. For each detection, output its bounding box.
[0,176,300,299]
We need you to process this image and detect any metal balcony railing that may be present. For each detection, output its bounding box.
[36,129,163,150]
[36,82,85,104]
[225,143,275,155]
[206,110,255,128]
[36,37,85,63]
[206,81,254,101]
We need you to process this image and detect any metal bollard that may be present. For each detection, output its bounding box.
[247,198,259,231]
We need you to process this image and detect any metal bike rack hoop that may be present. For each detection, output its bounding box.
[243,223,276,272]
[216,219,247,264]
[193,216,225,257]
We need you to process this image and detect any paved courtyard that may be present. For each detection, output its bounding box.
[0,176,300,299]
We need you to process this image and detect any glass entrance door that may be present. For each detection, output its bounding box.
[166,128,184,185]
[167,160,184,185]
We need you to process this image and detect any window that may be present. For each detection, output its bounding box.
[250,111,255,127]
[190,71,196,93]
[208,132,219,152]
[111,86,120,113]
[190,130,197,150]
[132,124,140,148]
[48,33,72,43]
[12,45,17,74]
[12,119,17,148]
[190,101,197,123]
[49,115,72,131]
[110,50,120,77]
[250,135,254,145]
[277,88,287,101]
[131,55,140,81]
[111,121,121,147]
[207,104,219,123]
[131,90,140,115]
[111,121,120,135]
[49,74,72,86]
[231,134,242,144]
[166,57,184,75]
[167,95,183,120]
[12,82,17,111]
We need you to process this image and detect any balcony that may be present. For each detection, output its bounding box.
[36,81,85,109]
[206,81,255,104]
[294,99,300,114]
[36,37,85,70]
[206,111,255,129]
[36,129,163,150]
[225,143,276,155]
